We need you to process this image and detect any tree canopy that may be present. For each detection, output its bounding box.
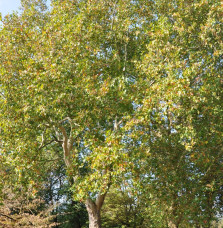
[0,0,222,227]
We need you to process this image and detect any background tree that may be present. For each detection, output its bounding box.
[124,0,223,227]
[0,186,56,227]
[40,165,88,228]
[101,186,145,228]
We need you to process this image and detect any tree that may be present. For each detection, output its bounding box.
[101,186,145,228]
[0,0,222,227]
[40,164,88,228]
[0,0,150,226]
[124,0,223,227]
[0,186,56,227]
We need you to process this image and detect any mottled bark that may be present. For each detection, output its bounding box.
[168,220,178,228]
[85,194,106,228]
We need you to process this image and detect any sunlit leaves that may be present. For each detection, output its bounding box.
[0,0,222,226]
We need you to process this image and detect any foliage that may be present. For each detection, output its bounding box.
[0,0,222,227]
[0,186,56,227]
[39,165,88,228]
[0,0,141,199]
[101,186,145,228]
[125,0,223,226]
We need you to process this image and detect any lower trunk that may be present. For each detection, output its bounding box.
[168,220,178,228]
[85,194,106,228]
[86,206,101,228]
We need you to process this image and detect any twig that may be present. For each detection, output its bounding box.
[59,117,80,126]
[0,212,17,221]
[39,139,55,150]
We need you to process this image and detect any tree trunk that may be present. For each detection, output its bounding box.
[85,194,106,228]
[58,121,108,227]
[168,220,178,228]
[87,206,101,228]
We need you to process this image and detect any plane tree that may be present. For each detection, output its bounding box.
[0,0,151,227]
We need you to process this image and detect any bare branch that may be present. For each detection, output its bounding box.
[53,126,62,141]
[52,135,63,144]
[58,125,71,167]
[95,193,107,211]
[39,131,45,149]
[110,1,118,30]
[149,79,156,87]
[0,92,6,98]
[59,117,80,127]
[39,139,55,150]
[68,137,75,153]
[0,212,17,221]
[114,116,122,131]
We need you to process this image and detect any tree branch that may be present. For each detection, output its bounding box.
[58,125,70,167]
[52,135,63,144]
[39,139,55,150]
[59,117,80,127]
[114,116,122,131]
[0,212,17,221]
[95,193,107,211]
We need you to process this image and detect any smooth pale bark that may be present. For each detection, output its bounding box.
[168,220,178,228]
[85,194,106,228]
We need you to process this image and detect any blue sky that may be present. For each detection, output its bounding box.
[0,0,21,17]
[0,0,51,18]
